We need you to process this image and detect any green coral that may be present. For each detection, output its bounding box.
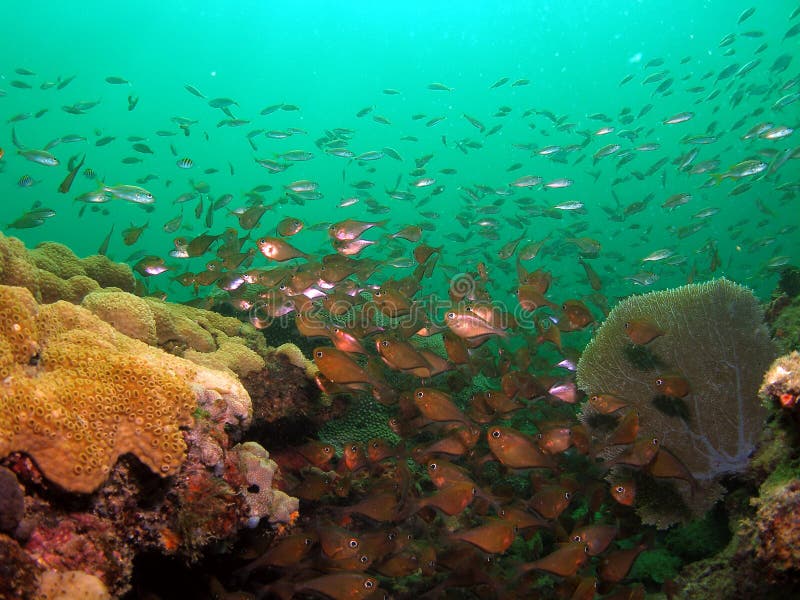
[665,507,731,563]
[629,548,682,584]
[318,396,399,449]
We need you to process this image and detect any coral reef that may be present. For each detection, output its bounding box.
[0,286,195,493]
[761,351,800,414]
[243,345,322,425]
[0,232,135,302]
[0,466,25,536]
[577,278,776,526]
[0,277,301,597]
[36,570,111,600]
[234,442,299,527]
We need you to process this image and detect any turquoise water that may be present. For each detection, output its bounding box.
[1,0,797,306]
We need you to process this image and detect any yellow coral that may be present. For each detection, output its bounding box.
[80,254,135,292]
[0,286,199,493]
[36,570,110,600]
[146,300,216,352]
[82,290,158,345]
[273,343,318,379]
[29,242,84,280]
[184,338,265,379]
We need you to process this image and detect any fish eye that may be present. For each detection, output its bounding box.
[655,378,664,386]
[348,538,359,548]
[564,492,571,499]
[323,446,332,453]
[350,444,358,452]
[624,321,631,329]
[471,487,477,495]
[446,311,455,318]
[359,554,369,564]
[364,579,375,589]
[381,339,389,347]
[257,238,265,245]
[615,485,625,493]
[304,537,313,545]
[387,531,396,540]
[315,350,323,358]
[278,284,286,290]
[652,438,659,445]
[491,429,501,438]
[583,545,590,553]
[416,390,424,398]
[572,534,582,542]
[429,462,437,470]
[486,391,493,398]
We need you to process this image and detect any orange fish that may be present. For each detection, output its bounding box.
[579,257,603,291]
[537,427,574,454]
[529,485,573,520]
[450,519,516,554]
[391,224,423,242]
[487,426,555,469]
[376,335,428,374]
[329,218,388,241]
[445,309,508,340]
[588,393,628,414]
[519,542,589,577]
[598,541,648,583]
[568,576,598,600]
[295,440,336,468]
[318,524,362,559]
[624,319,665,345]
[337,490,400,523]
[646,446,697,488]
[294,572,380,600]
[427,458,474,489]
[313,347,375,386]
[654,374,690,397]
[609,480,636,506]
[414,388,470,425]
[560,300,594,331]
[255,236,309,261]
[342,442,368,473]
[234,531,318,578]
[608,410,640,445]
[613,436,660,468]
[498,504,550,531]
[415,481,476,516]
[330,326,368,355]
[517,285,558,311]
[413,243,441,264]
[276,216,304,237]
[570,524,617,555]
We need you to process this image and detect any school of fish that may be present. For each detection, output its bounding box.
[1,5,799,600]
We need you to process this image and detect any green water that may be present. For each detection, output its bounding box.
[1,1,798,304]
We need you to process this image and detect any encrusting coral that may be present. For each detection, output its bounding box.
[0,232,135,303]
[0,285,196,493]
[577,278,776,526]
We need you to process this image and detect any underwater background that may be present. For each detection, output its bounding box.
[1,0,797,303]
[1,1,800,599]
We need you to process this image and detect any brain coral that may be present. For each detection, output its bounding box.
[0,284,256,494]
[577,279,776,510]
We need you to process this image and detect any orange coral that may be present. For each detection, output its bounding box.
[0,285,198,493]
